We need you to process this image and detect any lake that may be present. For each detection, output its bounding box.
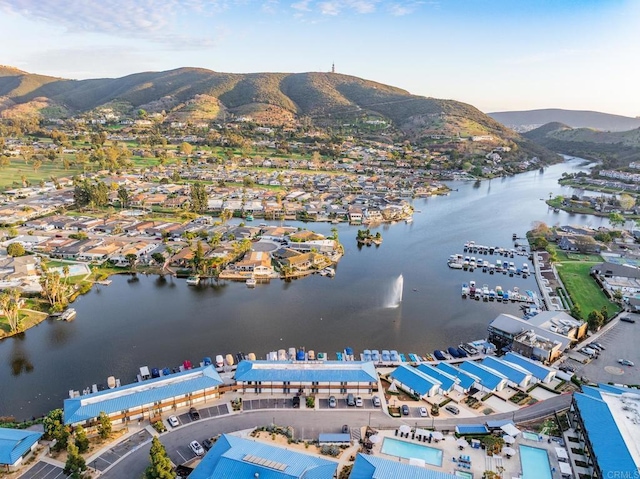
[0,158,608,420]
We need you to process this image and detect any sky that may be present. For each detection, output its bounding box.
[0,0,639,117]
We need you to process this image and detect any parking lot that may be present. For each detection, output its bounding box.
[93,429,152,471]
[318,396,378,410]
[176,404,229,425]
[566,316,640,384]
[242,398,295,410]
[16,462,69,479]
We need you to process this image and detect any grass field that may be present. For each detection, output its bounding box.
[555,261,620,320]
[0,158,83,190]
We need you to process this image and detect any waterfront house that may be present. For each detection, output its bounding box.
[64,365,223,426]
[389,364,440,398]
[435,363,476,393]
[235,251,274,277]
[458,361,507,393]
[189,434,337,479]
[234,360,378,395]
[348,206,363,224]
[502,352,556,384]
[481,356,533,388]
[0,428,42,471]
[415,363,457,394]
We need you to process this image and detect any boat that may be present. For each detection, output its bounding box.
[345,347,354,360]
[316,352,327,360]
[288,347,296,360]
[183,360,192,370]
[138,366,151,381]
[215,355,224,367]
[461,283,469,297]
[324,267,335,277]
[247,352,256,361]
[456,348,468,358]
[296,349,306,361]
[278,349,287,361]
[449,261,463,269]
[151,368,160,378]
[433,350,446,361]
[447,347,461,358]
[59,308,76,321]
[246,277,257,288]
[363,349,372,361]
[107,376,116,389]
[381,350,391,362]
[307,350,315,360]
[162,367,171,376]
[371,350,380,362]
[482,284,490,295]
[405,217,413,224]
[245,214,254,221]
[390,350,400,362]
[186,276,200,286]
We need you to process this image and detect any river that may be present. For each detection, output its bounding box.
[0,158,608,420]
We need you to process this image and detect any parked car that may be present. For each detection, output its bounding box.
[346,393,356,406]
[329,395,337,408]
[591,342,605,350]
[342,424,349,434]
[189,440,204,456]
[588,343,603,351]
[167,415,179,427]
[445,405,460,415]
[202,438,214,451]
[401,405,410,416]
[355,396,363,407]
[620,316,636,323]
[619,359,635,366]
[372,396,381,407]
[292,396,300,408]
[189,407,200,420]
[419,407,428,417]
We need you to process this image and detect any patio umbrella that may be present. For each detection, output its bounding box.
[369,435,381,444]
[456,438,469,448]
[432,431,444,440]
[503,435,515,444]
[399,425,411,434]
[503,447,516,456]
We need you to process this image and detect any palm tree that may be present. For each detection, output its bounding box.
[0,289,22,333]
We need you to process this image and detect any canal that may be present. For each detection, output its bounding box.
[0,158,608,420]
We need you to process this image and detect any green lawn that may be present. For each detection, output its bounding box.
[555,261,620,320]
[0,158,83,190]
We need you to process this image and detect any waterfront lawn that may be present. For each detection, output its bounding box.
[555,261,620,320]
[0,310,48,339]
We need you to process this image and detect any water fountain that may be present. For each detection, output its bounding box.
[384,274,404,308]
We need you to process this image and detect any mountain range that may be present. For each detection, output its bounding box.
[523,122,640,167]
[488,108,640,132]
[0,65,555,162]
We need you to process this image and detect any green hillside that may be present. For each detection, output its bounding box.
[0,66,559,161]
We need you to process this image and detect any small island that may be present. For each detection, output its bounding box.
[356,229,383,246]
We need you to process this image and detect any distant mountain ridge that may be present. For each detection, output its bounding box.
[523,122,640,167]
[0,65,557,162]
[488,108,640,132]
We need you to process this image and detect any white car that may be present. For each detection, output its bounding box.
[619,359,635,367]
[167,415,179,427]
[355,396,364,407]
[189,440,205,456]
[419,407,428,417]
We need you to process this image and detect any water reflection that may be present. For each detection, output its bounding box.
[10,335,34,376]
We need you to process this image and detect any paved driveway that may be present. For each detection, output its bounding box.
[92,429,152,471]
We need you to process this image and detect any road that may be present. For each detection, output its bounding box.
[101,393,572,479]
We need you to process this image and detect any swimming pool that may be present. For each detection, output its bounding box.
[520,445,552,479]
[381,438,443,466]
[51,264,89,277]
[522,431,541,441]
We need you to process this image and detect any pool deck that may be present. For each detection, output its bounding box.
[367,427,571,478]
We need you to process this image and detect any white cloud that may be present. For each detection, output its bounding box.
[0,0,227,48]
[291,0,311,11]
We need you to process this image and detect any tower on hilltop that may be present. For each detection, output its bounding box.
[331,62,335,74]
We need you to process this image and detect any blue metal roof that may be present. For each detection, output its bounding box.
[350,454,458,479]
[234,361,377,384]
[435,363,476,390]
[503,352,554,381]
[574,386,638,477]
[455,425,489,435]
[389,365,440,396]
[416,364,456,391]
[486,419,512,429]
[458,361,506,391]
[189,434,337,479]
[481,357,530,385]
[0,428,42,466]
[64,365,223,424]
